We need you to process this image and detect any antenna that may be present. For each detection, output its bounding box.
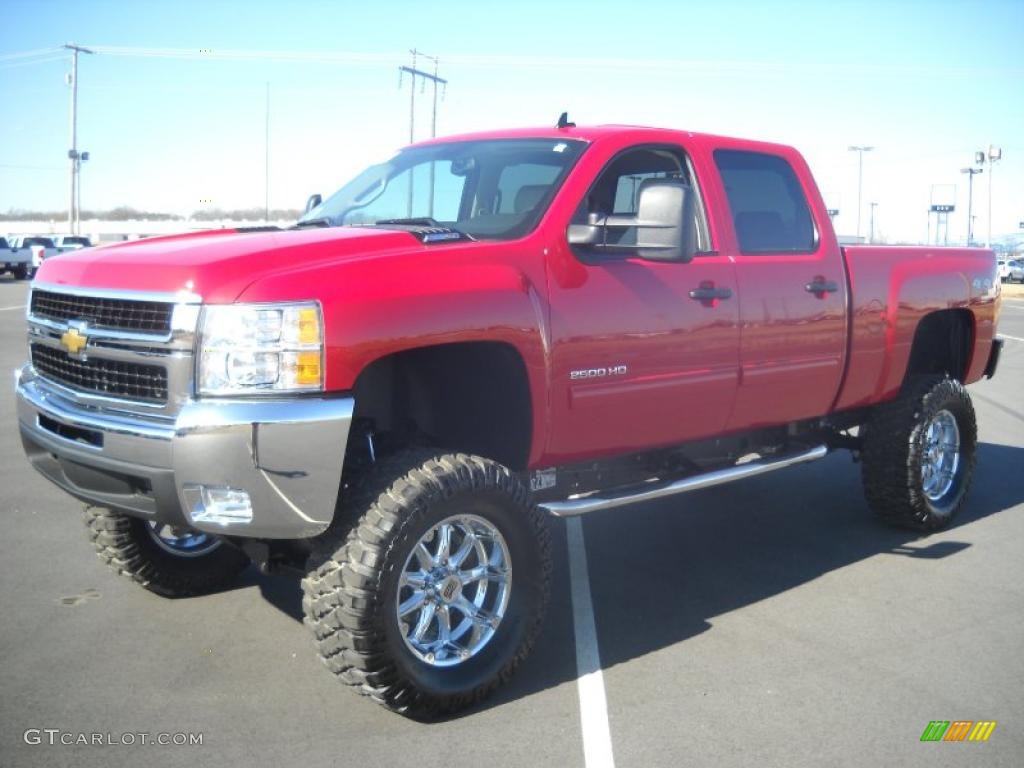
[556,112,575,129]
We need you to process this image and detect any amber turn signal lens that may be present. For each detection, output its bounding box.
[297,308,320,345]
[295,351,322,386]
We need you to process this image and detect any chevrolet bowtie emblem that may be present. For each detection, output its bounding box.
[61,327,88,355]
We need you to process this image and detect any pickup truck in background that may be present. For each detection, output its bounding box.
[2,235,87,279]
[15,123,1003,718]
[53,235,94,252]
[0,237,25,278]
[4,235,59,278]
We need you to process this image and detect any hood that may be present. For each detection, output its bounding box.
[33,226,421,303]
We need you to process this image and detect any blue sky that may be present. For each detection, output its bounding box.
[1,0,1022,243]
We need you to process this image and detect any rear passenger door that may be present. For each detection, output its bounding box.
[713,149,848,430]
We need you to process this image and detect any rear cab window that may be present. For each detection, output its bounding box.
[714,149,817,254]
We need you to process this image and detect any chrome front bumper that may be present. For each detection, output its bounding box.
[16,364,354,539]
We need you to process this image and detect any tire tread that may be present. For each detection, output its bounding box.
[861,375,977,530]
[301,449,551,718]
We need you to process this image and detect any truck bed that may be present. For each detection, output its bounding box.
[836,245,999,410]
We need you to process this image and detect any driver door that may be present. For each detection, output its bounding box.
[545,145,740,461]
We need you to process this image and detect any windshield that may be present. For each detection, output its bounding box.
[299,138,587,240]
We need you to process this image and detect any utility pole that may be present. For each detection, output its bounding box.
[848,145,873,240]
[399,51,447,216]
[64,43,94,233]
[869,202,878,244]
[960,166,983,245]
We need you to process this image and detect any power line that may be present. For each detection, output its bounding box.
[0,54,68,71]
[87,45,397,65]
[0,47,60,62]
[0,164,66,171]
[27,45,1022,78]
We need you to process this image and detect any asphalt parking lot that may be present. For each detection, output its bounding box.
[1,275,1022,767]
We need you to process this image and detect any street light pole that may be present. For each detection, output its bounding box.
[75,152,89,232]
[869,202,878,244]
[960,167,983,245]
[985,145,1002,247]
[849,145,873,239]
[63,43,93,234]
[265,82,270,223]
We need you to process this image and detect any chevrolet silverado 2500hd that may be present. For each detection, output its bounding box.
[15,124,1003,718]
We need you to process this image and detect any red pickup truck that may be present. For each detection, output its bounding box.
[16,122,1003,718]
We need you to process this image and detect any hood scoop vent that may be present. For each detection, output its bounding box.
[372,219,473,244]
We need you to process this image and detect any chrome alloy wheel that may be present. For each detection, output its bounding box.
[145,521,222,558]
[921,409,961,502]
[396,514,512,668]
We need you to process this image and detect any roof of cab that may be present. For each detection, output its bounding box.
[409,124,798,156]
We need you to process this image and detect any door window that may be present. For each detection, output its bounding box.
[572,146,710,253]
[714,150,817,254]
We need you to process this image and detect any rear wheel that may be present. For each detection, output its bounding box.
[14,264,29,280]
[861,376,977,530]
[84,506,249,596]
[302,450,551,718]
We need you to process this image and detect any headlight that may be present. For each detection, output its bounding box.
[198,302,323,395]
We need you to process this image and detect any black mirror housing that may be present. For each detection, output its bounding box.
[567,179,697,263]
[634,180,696,262]
[304,193,322,215]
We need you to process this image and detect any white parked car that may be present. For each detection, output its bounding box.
[1005,259,1024,283]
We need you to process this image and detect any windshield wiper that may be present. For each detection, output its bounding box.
[292,217,333,229]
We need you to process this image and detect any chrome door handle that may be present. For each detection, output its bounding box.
[805,279,839,294]
[689,286,733,301]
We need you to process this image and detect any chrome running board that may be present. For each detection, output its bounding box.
[540,444,828,517]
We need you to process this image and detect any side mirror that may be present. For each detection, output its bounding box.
[567,179,697,263]
[304,193,322,215]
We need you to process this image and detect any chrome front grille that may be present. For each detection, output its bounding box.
[26,284,200,416]
[30,289,174,333]
[31,343,169,403]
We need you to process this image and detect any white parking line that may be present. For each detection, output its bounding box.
[566,517,616,768]
[1001,334,1024,342]
[0,304,26,311]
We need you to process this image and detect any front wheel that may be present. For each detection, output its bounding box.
[861,376,977,530]
[84,506,249,596]
[302,450,551,718]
